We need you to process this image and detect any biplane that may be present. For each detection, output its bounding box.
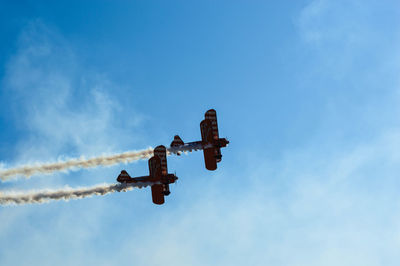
[170,109,229,170]
[117,145,178,205]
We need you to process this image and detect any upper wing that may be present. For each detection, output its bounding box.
[200,119,217,170]
[205,109,219,141]
[154,145,167,176]
[148,156,161,179]
[149,146,169,204]
[205,109,223,163]
[200,119,214,144]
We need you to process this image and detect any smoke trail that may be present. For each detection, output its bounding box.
[0,147,155,181]
[0,144,202,181]
[0,182,154,205]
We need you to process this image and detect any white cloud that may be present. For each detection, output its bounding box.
[1,3,400,265]
[0,21,147,266]
[296,0,400,82]
[2,21,145,163]
[107,127,400,266]
[298,0,365,45]
[92,2,400,263]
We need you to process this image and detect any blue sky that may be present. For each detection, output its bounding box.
[1,0,400,265]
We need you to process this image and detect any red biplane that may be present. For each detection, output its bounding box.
[117,145,178,205]
[170,109,229,170]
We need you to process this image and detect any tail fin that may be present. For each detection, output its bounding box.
[117,170,131,183]
[170,135,184,147]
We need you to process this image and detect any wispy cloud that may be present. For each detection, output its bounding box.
[2,21,144,164]
[296,0,400,82]
[115,128,400,266]
[0,21,149,265]
[1,2,400,265]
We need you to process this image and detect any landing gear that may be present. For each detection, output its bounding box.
[163,184,170,196]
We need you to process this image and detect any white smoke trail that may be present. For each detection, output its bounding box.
[0,182,154,205]
[0,147,155,181]
[0,144,202,181]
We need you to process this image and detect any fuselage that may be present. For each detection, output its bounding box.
[168,138,229,154]
[117,173,177,184]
